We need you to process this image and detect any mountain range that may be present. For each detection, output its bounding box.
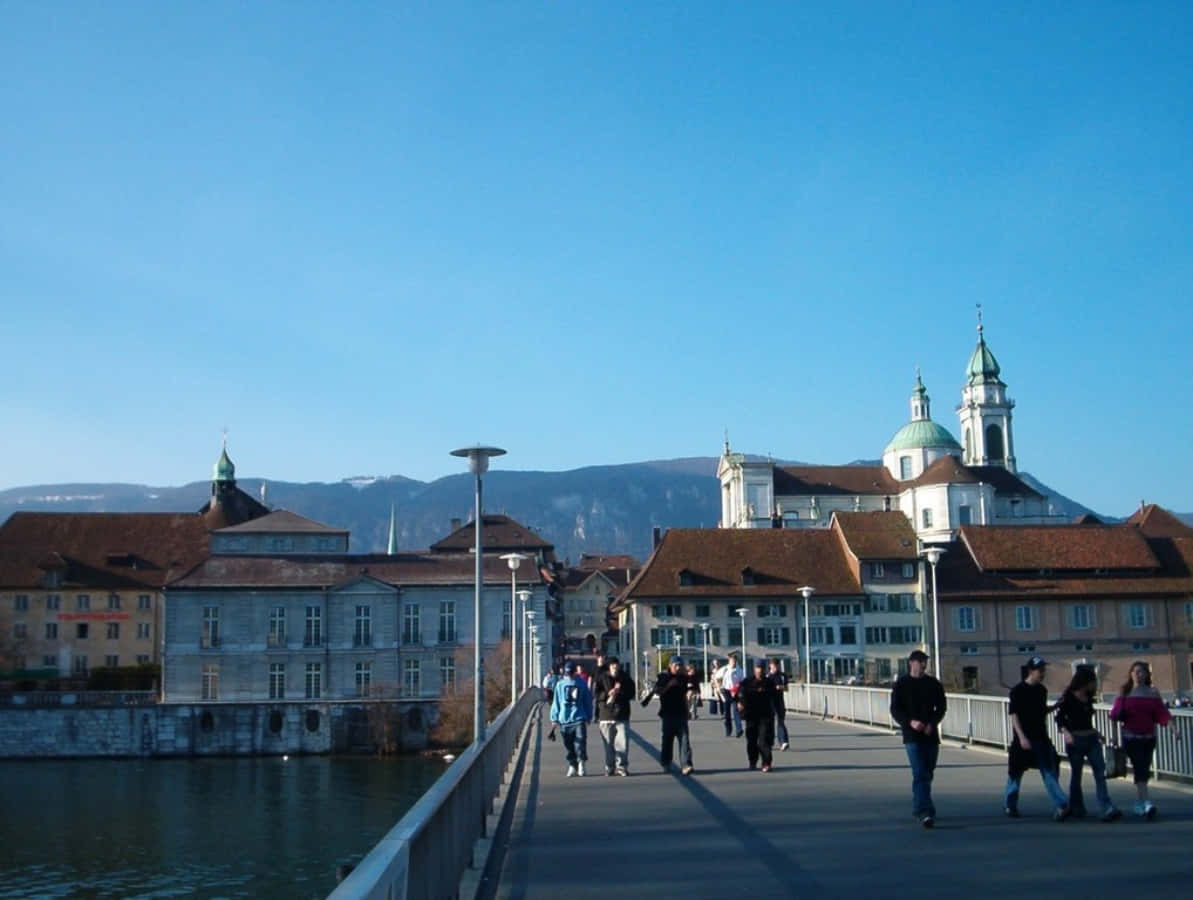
[1,459,1186,565]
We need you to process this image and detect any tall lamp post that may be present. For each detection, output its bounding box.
[451,444,506,745]
[921,547,946,681]
[700,623,710,682]
[674,632,682,663]
[799,586,816,685]
[655,644,663,672]
[735,607,749,667]
[642,649,650,686]
[500,553,528,706]
[518,590,533,696]
[529,624,539,687]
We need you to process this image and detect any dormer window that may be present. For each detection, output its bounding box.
[741,567,756,586]
[678,569,693,587]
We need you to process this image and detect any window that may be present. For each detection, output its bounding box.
[757,604,787,618]
[1074,642,1093,652]
[76,594,91,610]
[889,594,918,613]
[866,594,887,613]
[727,625,742,648]
[14,594,29,611]
[440,656,456,692]
[1131,641,1151,651]
[304,606,322,647]
[810,626,835,645]
[1126,603,1150,629]
[354,605,372,647]
[889,626,923,643]
[958,505,972,525]
[1070,604,1092,630]
[43,654,57,667]
[502,599,511,638]
[870,563,885,579]
[136,654,150,664]
[138,594,151,610]
[839,625,858,645]
[73,655,88,675]
[403,659,421,697]
[268,537,295,552]
[1016,644,1037,653]
[960,644,978,655]
[46,594,60,610]
[201,606,220,648]
[269,663,286,699]
[899,456,912,479]
[439,600,457,643]
[105,654,119,668]
[865,626,888,644]
[1014,606,1036,632]
[403,603,421,644]
[355,662,372,697]
[137,623,150,640]
[201,663,219,700]
[957,607,977,632]
[694,605,711,618]
[45,622,58,639]
[76,623,89,639]
[305,662,322,699]
[13,623,27,639]
[651,604,682,618]
[901,562,915,579]
[269,607,286,647]
[106,622,119,640]
[922,508,933,528]
[821,604,861,616]
[108,594,121,610]
[759,627,791,646]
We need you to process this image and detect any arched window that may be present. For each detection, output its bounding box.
[984,424,1004,462]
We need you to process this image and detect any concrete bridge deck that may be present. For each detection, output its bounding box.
[491,710,1193,898]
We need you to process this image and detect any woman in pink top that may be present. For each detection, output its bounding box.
[1110,661,1183,819]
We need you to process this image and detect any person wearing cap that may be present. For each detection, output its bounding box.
[550,660,594,777]
[593,655,635,776]
[890,649,947,827]
[646,656,695,774]
[1005,656,1070,820]
[718,652,745,738]
[737,659,779,772]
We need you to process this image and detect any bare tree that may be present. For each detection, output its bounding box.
[365,683,403,756]
[431,639,512,747]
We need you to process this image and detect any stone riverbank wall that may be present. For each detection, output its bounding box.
[0,700,438,758]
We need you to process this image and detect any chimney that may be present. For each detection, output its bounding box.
[652,526,662,550]
[451,517,462,532]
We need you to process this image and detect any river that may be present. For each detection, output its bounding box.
[0,753,447,899]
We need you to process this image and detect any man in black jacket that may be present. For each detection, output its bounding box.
[737,660,779,771]
[646,656,695,774]
[890,649,947,827]
[593,655,635,776]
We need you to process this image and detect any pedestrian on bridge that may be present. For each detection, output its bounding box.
[718,653,744,738]
[738,659,779,772]
[594,655,635,776]
[551,660,594,777]
[1111,660,1182,819]
[1005,656,1070,821]
[890,649,947,828]
[645,656,695,774]
[1056,666,1121,822]
[768,659,790,751]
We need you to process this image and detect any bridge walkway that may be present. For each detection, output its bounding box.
[491,709,1193,898]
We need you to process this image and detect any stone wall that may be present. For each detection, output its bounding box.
[0,700,438,758]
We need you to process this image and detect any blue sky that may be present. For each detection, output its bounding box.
[2,2,1191,516]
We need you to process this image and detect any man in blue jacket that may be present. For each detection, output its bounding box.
[550,660,594,777]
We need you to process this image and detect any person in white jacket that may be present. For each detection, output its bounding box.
[718,653,744,738]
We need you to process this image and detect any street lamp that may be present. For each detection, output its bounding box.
[655,643,663,672]
[700,623,710,684]
[799,586,816,685]
[450,444,506,745]
[529,624,539,687]
[674,631,682,661]
[921,547,946,681]
[736,607,749,668]
[642,649,650,685]
[518,590,533,696]
[500,553,528,706]
[523,607,536,691]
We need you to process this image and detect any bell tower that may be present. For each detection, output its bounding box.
[957,308,1016,471]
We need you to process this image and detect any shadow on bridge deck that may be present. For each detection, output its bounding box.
[490,710,1193,898]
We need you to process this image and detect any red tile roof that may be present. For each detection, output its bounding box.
[0,512,210,589]
[958,524,1159,572]
[620,528,861,602]
[1126,504,1193,538]
[214,509,348,534]
[773,465,899,496]
[577,553,640,570]
[430,514,554,555]
[831,511,919,560]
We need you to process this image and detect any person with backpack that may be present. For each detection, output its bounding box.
[550,660,594,777]
[1005,656,1069,821]
[593,655,635,776]
[1055,666,1121,822]
[1110,660,1182,818]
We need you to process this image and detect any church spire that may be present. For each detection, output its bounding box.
[958,308,1017,471]
[387,502,398,555]
[910,366,930,421]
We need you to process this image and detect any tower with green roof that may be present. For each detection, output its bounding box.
[882,370,963,482]
[956,309,1016,471]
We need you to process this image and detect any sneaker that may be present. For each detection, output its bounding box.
[1144,801,1157,820]
[1133,801,1147,817]
[780,742,790,751]
[919,814,935,829]
[604,768,614,776]
[760,764,772,773]
[577,762,586,777]
[1101,807,1122,822]
[566,765,577,777]
[1053,805,1071,822]
[735,730,743,739]
[681,765,694,776]
[615,768,628,777]
[1004,806,1020,818]
[748,764,756,770]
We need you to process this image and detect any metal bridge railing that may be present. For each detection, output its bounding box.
[792,683,1193,781]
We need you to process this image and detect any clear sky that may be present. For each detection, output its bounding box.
[2,2,1191,516]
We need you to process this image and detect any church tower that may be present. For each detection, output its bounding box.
[957,310,1016,471]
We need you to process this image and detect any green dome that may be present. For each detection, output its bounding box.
[966,335,1002,385]
[885,420,962,454]
[213,446,236,482]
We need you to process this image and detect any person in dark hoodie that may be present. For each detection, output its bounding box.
[890,649,947,827]
[594,655,635,776]
[644,656,695,774]
[737,659,779,772]
[1005,656,1069,821]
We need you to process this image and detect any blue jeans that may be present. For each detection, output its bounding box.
[774,703,789,746]
[1005,741,1067,810]
[905,741,939,818]
[721,689,742,736]
[1066,734,1113,814]
[560,722,587,766]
